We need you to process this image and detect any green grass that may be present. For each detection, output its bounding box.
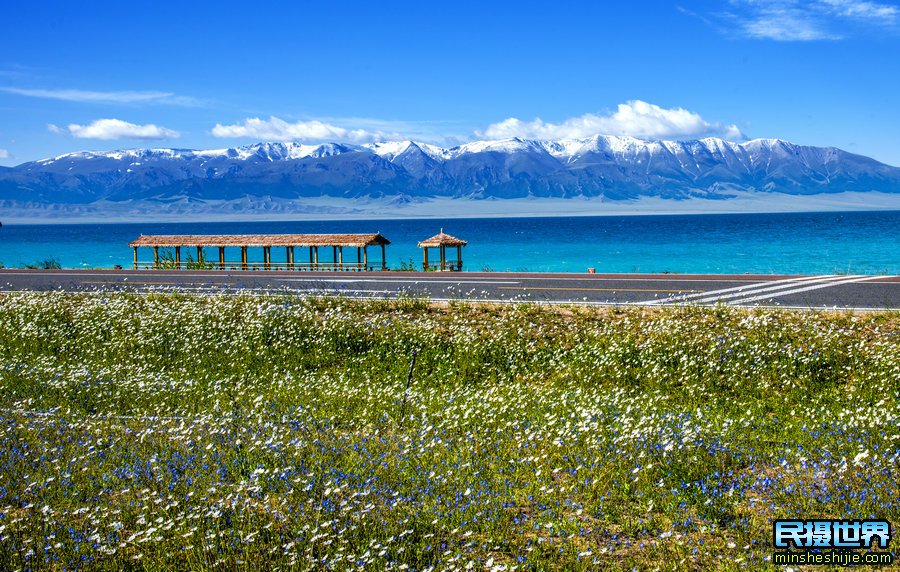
[0,291,898,570]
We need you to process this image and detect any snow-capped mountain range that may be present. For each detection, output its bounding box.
[1,135,899,219]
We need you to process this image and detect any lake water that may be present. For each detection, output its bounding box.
[1,211,898,275]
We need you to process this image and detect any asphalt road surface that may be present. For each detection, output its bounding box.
[2,269,899,310]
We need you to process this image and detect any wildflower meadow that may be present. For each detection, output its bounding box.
[0,291,898,570]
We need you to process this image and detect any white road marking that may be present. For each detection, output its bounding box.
[516,276,758,283]
[2,271,897,310]
[5,284,895,312]
[730,275,885,305]
[645,275,835,305]
[675,275,856,305]
[308,289,398,294]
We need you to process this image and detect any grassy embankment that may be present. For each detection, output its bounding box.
[0,292,898,570]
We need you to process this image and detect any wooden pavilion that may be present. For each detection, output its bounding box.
[417,230,467,271]
[128,233,390,271]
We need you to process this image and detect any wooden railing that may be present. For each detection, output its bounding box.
[423,261,463,272]
[134,262,384,272]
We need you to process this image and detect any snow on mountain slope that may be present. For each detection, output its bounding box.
[451,137,554,157]
[2,135,898,210]
[23,136,842,168]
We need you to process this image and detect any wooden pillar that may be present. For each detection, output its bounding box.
[363,246,368,270]
[153,246,159,269]
[241,246,248,271]
[338,246,343,270]
[439,245,445,271]
[175,246,181,269]
[357,247,361,271]
[457,245,462,271]
[263,246,271,270]
[423,247,429,270]
[196,246,203,266]
[218,247,225,270]
[332,246,337,271]
[308,246,313,271]
[313,246,319,270]
[133,247,138,270]
[287,247,294,270]
[381,244,386,270]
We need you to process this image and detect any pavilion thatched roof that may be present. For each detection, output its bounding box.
[129,233,391,248]
[417,231,467,248]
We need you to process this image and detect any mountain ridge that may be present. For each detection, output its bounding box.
[2,135,899,218]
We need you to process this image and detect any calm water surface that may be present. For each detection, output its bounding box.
[0,211,898,275]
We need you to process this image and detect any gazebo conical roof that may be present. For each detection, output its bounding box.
[417,230,468,248]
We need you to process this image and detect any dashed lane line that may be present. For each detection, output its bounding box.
[498,286,702,293]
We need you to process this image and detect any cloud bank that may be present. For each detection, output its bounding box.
[0,87,200,106]
[211,116,397,143]
[719,0,899,42]
[0,149,9,159]
[477,100,744,141]
[212,103,743,145]
[61,119,181,140]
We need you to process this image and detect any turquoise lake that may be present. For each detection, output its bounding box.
[0,211,898,275]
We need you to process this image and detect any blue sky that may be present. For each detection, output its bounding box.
[1,0,899,166]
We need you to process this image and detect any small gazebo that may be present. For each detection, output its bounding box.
[417,229,467,271]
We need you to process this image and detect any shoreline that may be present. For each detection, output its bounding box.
[2,191,900,225]
[0,267,835,278]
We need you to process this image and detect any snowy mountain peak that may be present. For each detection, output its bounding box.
[364,140,416,160]
[7,133,898,216]
[30,133,868,172]
[743,138,792,150]
[453,137,549,156]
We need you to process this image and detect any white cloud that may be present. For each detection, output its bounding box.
[721,0,898,41]
[821,0,899,21]
[741,9,840,41]
[315,115,468,145]
[478,100,744,141]
[0,87,200,106]
[0,149,9,159]
[65,119,180,140]
[211,116,396,143]
[211,106,743,145]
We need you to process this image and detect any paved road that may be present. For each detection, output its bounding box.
[1,269,899,310]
